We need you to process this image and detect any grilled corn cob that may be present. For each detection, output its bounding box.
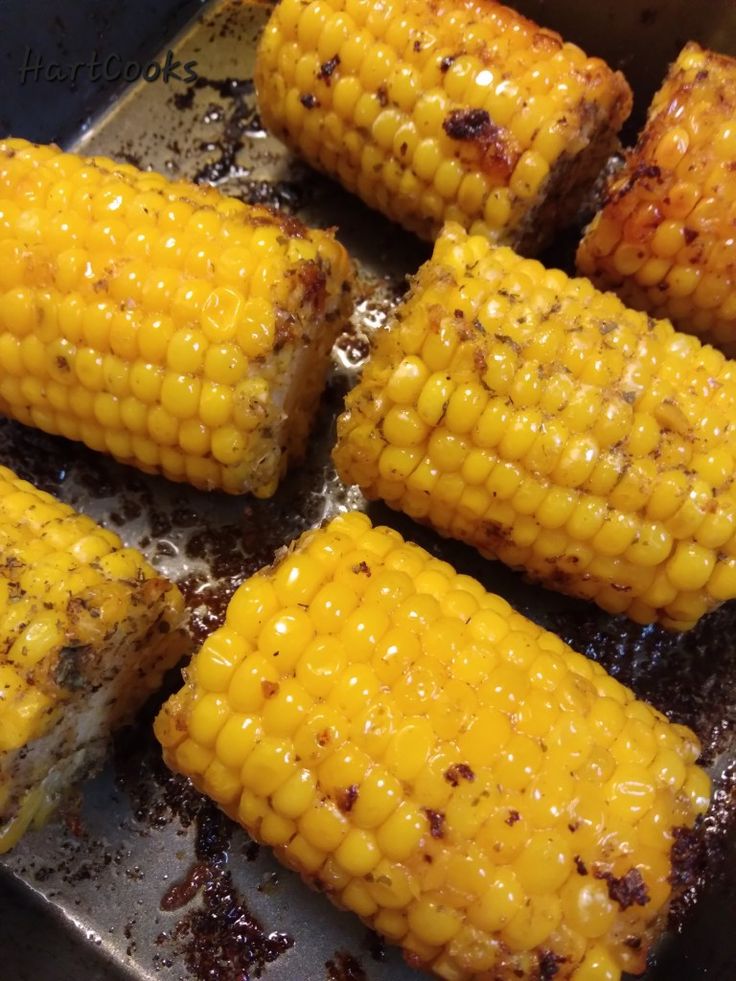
[334,222,736,631]
[0,138,353,496]
[156,512,709,981]
[255,0,631,254]
[0,464,184,852]
[577,43,736,354]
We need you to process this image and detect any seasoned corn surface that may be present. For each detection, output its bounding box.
[578,43,736,353]
[0,138,353,495]
[156,512,709,981]
[0,463,184,851]
[334,223,736,630]
[255,0,631,253]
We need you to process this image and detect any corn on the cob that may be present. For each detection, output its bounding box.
[334,222,736,631]
[0,463,184,852]
[577,43,736,354]
[0,138,354,496]
[255,0,631,254]
[156,512,709,981]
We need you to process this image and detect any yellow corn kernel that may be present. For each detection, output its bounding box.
[0,138,353,495]
[334,222,736,629]
[255,0,631,254]
[156,514,708,980]
[578,42,736,353]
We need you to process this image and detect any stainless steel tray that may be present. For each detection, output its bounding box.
[2,2,736,978]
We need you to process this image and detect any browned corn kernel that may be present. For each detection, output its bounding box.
[156,512,710,981]
[0,137,354,495]
[255,0,631,254]
[334,222,736,630]
[0,463,184,852]
[578,43,736,354]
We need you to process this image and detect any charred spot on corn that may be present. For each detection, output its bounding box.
[538,950,566,980]
[443,109,518,180]
[337,785,359,813]
[316,55,340,84]
[423,807,445,839]
[593,867,651,910]
[443,762,475,786]
[443,108,497,142]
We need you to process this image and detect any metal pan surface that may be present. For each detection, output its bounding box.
[1,2,736,979]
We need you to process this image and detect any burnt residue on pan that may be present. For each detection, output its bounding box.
[168,57,313,213]
[326,950,368,981]
[189,76,257,185]
[113,699,294,979]
[163,806,294,979]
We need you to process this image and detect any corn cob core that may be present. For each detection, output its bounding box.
[334,222,736,630]
[0,463,184,852]
[255,0,631,254]
[0,138,353,495]
[156,512,709,981]
[577,43,736,354]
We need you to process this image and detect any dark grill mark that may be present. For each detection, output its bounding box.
[443,107,495,141]
[317,55,340,84]
[444,763,475,786]
[424,808,445,838]
[574,855,588,876]
[539,950,566,979]
[337,785,359,813]
[594,867,650,910]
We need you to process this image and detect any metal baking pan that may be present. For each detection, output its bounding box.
[1,1,736,978]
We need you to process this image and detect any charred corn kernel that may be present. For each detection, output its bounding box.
[578,43,736,354]
[335,222,736,629]
[0,138,353,495]
[156,514,709,981]
[0,463,183,852]
[255,0,631,254]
